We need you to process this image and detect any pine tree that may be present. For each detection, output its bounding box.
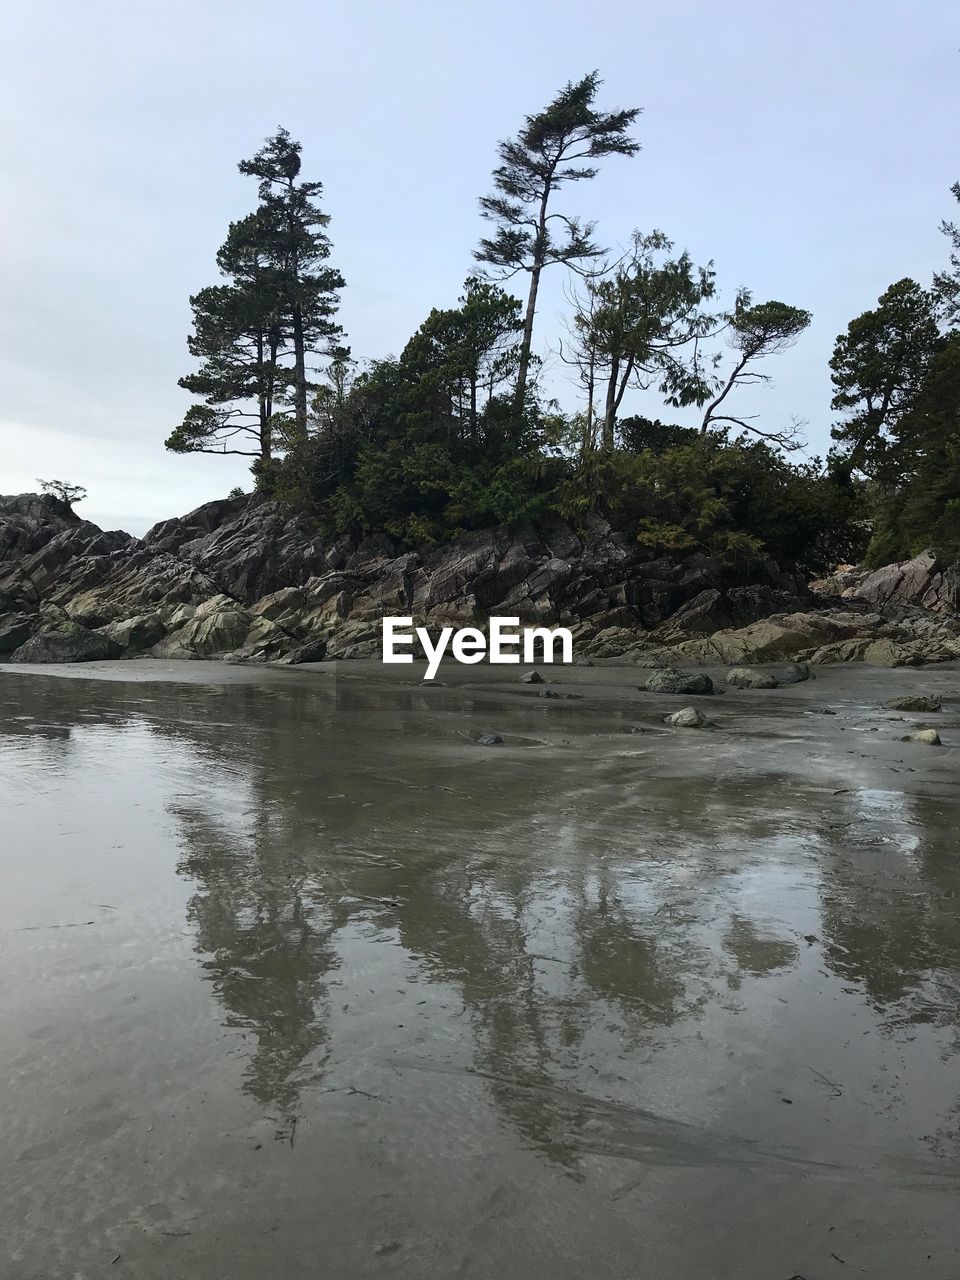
[239,128,345,437]
[475,72,640,409]
[168,129,344,464]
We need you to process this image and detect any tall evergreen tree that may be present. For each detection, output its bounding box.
[475,72,640,409]
[168,213,287,461]
[168,128,344,463]
[829,278,939,479]
[239,128,345,437]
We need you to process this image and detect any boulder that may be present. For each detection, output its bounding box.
[9,621,122,663]
[643,667,714,695]
[778,662,812,684]
[0,613,35,653]
[99,612,164,652]
[665,706,712,728]
[726,667,779,689]
[159,605,252,657]
[276,637,328,665]
[519,670,544,684]
[675,615,846,665]
[901,729,942,745]
[884,696,942,712]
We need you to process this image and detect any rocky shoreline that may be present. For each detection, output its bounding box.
[1,491,959,668]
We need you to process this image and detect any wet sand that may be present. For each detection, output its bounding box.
[1,657,959,1278]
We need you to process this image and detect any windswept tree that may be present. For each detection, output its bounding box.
[699,297,811,447]
[168,128,344,465]
[829,278,939,477]
[476,72,640,409]
[37,479,87,507]
[564,231,716,451]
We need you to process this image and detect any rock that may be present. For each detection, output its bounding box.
[276,637,327,665]
[3,489,960,669]
[9,620,123,663]
[861,639,925,667]
[476,733,503,746]
[806,707,838,715]
[643,667,714,695]
[665,706,712,728]
[538,689,559,698]
[0,613,35,653]
[99,612,164,652]
[884,696,942,712]
[519,670,544,684]
[778,662,812,684]
[901,729,942,745]
[675,615,850,665]
[726,667,779,689]
[160,604,252,657]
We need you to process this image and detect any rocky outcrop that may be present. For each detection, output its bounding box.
[1,491,958,669]
[809,550,960,615]
[9,620,123,664]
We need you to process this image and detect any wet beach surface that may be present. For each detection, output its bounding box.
[1,658,959,1279]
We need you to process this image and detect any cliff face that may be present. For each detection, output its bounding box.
[1,492,958,667]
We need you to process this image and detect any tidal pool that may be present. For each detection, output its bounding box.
[1,661,958,1278]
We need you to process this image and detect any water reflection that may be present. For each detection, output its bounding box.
[3,669,960,1179]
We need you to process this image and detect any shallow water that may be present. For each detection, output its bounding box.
[1,661,959,1278]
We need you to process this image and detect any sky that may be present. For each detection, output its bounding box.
[0,0,957,534]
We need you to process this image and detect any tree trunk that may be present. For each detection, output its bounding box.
[583,348,595,455]
[602,356,620,451]
[515,267,541,410]
[514,183,552,411]
[292,304,307,436]
[256,331,270,462]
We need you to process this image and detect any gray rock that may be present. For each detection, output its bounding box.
[476,733,503,746]
[884,695,942,713]
[665,706,712,729]
[0,613,35,653]
[519,670,544,684]
[100,612,164,652]
[778,662,812,684]
[726,667,779,689]
[901,728,942,745]
[277,637,327,665]
[538,689,559,698]
[643,667,714,695]
[10,621,122,663]
[3,490,960,671]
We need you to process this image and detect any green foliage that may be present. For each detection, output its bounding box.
[568,231,717,448]
[37,479,87,507]
[933,181,960,327]
[699,298,812,445]
[862,333,960,562]
[829,278,940,479]
[557,435,865,573]
[476,71,641,404]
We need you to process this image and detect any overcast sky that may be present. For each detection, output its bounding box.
[1,0,956,534]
